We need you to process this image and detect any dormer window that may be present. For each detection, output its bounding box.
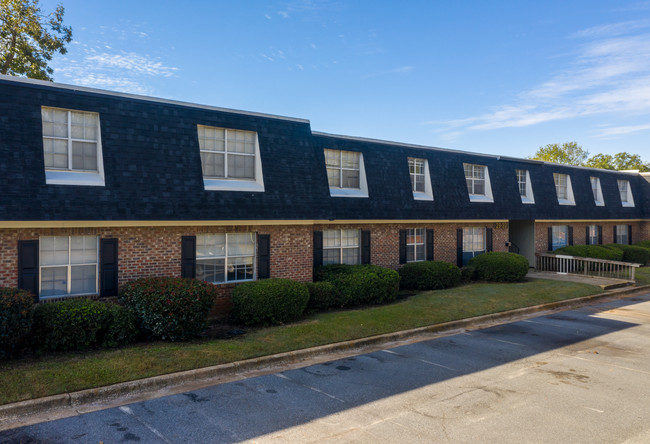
[516,169,534,204]
[464,163,494,203]
[408,157,433,201]
[590,177,604,206]
[324,149,368,198]
[617,180,634,207]
[553,173,575,205]
[41,107,105,186]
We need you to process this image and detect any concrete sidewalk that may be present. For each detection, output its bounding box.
[527,270,632,289]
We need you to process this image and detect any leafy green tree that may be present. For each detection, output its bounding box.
[530,141,589,166]
[0,0,72,80]
[585,152,649,172]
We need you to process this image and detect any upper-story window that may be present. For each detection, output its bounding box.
[408,157,433,201]
[590,177,604,206]
[617,180,634,207]
[516,169,534,204]
[40,235,98,298]
[463,163,494,203]
[553,173,575,205]
[196,233,255,283]
[197,125,265,192]
[324,149,368,198]
[41,107,105,186]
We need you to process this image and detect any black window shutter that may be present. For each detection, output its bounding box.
[426,229,434,261]
[486,228,493,252]
[456,228,463,267]
[18,240,39,302]
[628,225,633,245]
[568,226,574,246]
[597,226,603,245]
[361,230,371,264]
[613,226,617,243]
[100,238,119,297]
[585,226,590,245]
[257,234,271,279]
[313,231,323,269]
[547,227,553,251]
[181,236,196,278]
[399,230,407,264]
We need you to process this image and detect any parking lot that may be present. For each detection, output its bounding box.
[2,293,650,443]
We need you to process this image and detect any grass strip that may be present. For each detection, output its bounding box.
[635,266,650,286]
[0,279,600,405]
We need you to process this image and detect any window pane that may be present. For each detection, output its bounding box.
[415,244,425,261]
[40,236,69,266]
[201,152,225,178]
[227,129,255,154]
[198,126,225,152]
[227,256,254,281]
[40,267,68,297]
[341,151,359,169]
[70,265,96,294]
[414,175,425,192]
[407,247,415,263]
[341,247,360,265]
[71,141,98,170]
[42,108,68,137]
[71,112,97,140]
[43,138,68,168]
[473,180,485,195]
[327,168,340,187]
[323,249,340,265]
[228,233,255,256]
[341,169,360,188]
[227,154,255,179]
[323,230,341,248]
[70,236,97,264]
[197,234,225,258]
[324,149,340,168]
[341,229,359,247]
[196,258,225,283]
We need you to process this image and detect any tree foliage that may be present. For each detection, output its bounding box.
[0,0,72,80]
[585,152,649,172]
[530,141,589,166]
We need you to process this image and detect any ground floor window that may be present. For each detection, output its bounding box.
[615,225,629,245]
[323,229,360,265]
[407,228,425,262]
[551,225,569,250]
[196,233,255,283]
[39,235,98,298]
[587,225,599,245]
[462,227,485,265]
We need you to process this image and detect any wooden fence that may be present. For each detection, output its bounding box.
[535,252,640,282]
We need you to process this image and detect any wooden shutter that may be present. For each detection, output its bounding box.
[597,226,603,245]
[456,228,463,267]
[100,238,119,297]
[18,240,39,302]
[486,228,493,252]
[181,236,196,278]
[257,234,271,279]
[628,225,633,245]
[547,227,553,251]
[313,231,323,269]
[585,226,590,245]
[568,226,574,246]
[361,230,371,265]
[613,226,617,244]
[399,230,407,264]
[426,229,434,261]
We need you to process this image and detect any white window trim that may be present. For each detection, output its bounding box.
[200,126,265,192]
[42,107,105,187]
[410,158,434,201]
[196,233,257,284]
[554,173,575,206]
[617,180,635,207]
[517,169,535,204]
[464,163,494,203]
[39,235,99,299]
[591,177,605,206]
[328,151,369,198]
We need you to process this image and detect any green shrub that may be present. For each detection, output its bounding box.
[469,252,529,282]
[305,281,339,312]
[119,277,217,341]
[0,288,35,356]
[231,278,309,326]
[554,245,623,261]
[314,264,400,307]
[634,240,650,249]
[101,303,139,348]
[399,261,461,291]
[605,244,649,265]
[460,266,477,283]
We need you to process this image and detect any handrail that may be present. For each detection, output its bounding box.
[535,252,641,282]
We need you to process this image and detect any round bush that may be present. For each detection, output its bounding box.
[231,278,309,326]
[101,303,139,348]
[605,244,649,265]
[554,245,623,261]
[306,281,339,312]
[398,261,461,291]
[119,277,217,341]
[469,252,529,282]
[0,288,35,356]
[314,264,400,307]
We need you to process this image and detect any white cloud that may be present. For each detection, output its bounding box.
[362,65,414,79]
[86,52,177,77]
[597,122,650,137]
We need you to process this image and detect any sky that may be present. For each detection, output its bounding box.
[39,0,650,160]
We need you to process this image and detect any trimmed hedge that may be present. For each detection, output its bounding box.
[554,245,623,261]
[231,278,309,326]
[605,244,649,265]
[32,298,137,352]
[314,264,400,307]
[469,252,529,282]
[305,281,339,312]
[0,288,35,356]
[460,266,477,283]
[635,240,650,249]
[398,261,461,291]
[119,277,217,341]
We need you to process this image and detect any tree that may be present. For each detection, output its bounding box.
[530,141,589,166]
[0,0,72,80]
[584,152,649,172]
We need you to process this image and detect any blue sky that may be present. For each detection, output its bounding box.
[42,0,650,160]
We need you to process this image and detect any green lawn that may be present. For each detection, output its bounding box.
[635,266,650,286]
[0,279,601,405]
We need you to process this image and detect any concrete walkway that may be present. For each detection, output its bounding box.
[526,270,632,290]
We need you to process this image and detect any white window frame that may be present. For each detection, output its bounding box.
[408,157,433,201]
[551,225,569,250]
[463,163,494,203]
[197,125,265,192]
[41,107,105,186]
[406,228,426,262]
[615,225,629,245]
[195,233,256,284]
[462,227,486,265]
[553,173,575,205]
[516,169,534,204]
[323,229,361,264]
[590,177,604,206]
[617,180,635,207]
[39,235,99,299]
[325,149,369,198]
[587,225,599,245]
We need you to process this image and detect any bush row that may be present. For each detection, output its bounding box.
[468,252,529,282]
[555,244,649,265]
[398,261,461,290]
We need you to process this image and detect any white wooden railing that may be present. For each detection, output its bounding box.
[535,253,640,282]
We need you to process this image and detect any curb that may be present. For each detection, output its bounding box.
[2,284,649,424]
